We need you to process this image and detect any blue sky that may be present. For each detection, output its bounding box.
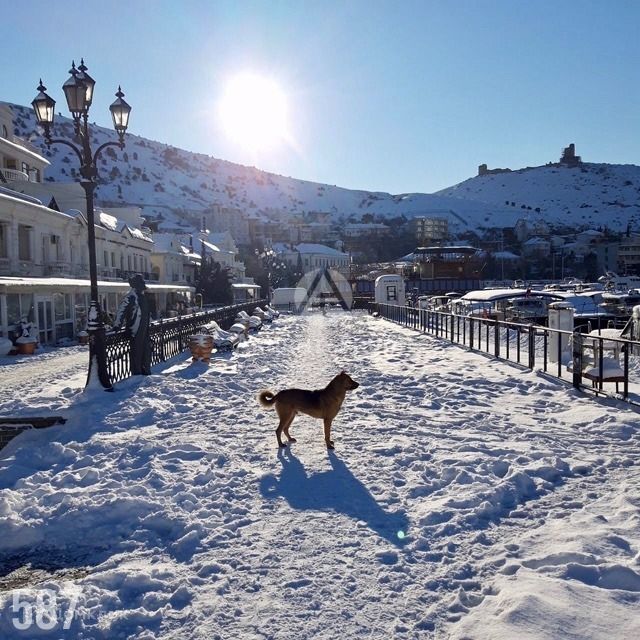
[2,0,638,194]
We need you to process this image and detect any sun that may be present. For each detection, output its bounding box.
[218,73,290,152]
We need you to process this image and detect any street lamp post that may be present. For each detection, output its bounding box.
[32,60,131,391]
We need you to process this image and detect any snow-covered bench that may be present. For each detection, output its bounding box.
[236,310,262,332]
[197,320,241,351]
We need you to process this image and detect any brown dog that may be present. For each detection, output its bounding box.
[258,372,359,449]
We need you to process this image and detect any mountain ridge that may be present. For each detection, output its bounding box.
[6,102,640,234]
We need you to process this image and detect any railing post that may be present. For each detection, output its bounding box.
[469,318,474,350]
[623,343,629,399]
[528,327,535,370]
[159,318,165,361]
[494,320,500,358]
[177,314,183,352]
[572,330,583,389]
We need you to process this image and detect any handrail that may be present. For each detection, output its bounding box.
[105,299,268,383]
[373,302,640,406]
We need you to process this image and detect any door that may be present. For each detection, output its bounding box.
[35,296,54,345]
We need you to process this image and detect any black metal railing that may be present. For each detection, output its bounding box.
[374,303,640,406]
[105,299,267,383]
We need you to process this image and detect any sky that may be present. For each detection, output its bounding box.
[2,0,639,195]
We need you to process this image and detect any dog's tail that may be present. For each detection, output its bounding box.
[257,390,277,408]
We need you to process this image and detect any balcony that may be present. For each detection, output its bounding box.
[114,269,159,282]
[0,168,29,183]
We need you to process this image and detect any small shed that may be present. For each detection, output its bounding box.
[375,275,405,306]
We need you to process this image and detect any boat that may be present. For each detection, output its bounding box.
[504,297,549,324]
[599,291,640,318]
[452,288,560,322]
[598,271,640,292]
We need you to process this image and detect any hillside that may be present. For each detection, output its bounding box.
[436,162,640,232]
[6,102,640,234]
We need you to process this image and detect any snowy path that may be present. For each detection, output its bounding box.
[0,345,88,414]
[0,313,639,639]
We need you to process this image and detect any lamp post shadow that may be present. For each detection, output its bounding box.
[260,447,409,547]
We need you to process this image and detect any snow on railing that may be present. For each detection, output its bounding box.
[374,303,640,407]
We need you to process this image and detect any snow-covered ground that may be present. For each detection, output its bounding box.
[0,312,639,639]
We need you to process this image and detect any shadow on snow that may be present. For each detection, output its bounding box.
[260,447,409,547]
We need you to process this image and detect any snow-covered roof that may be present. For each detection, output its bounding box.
[0,134,50,166]
[295,243,348,257]
[99,211,118,231]
[523,237,550,246]
[201,240,221,253]
[493,250,520,260]
[461,288,561,302]
[0,189,74,219]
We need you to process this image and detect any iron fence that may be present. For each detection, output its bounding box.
[374,303,640,406]
[105,299,267,383]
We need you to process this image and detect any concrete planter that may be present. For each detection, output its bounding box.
[16,340,37,355]
[189,334,214,363]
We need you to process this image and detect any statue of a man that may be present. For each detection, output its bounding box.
[113,274,152,375]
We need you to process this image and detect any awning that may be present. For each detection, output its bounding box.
[232,283,261,290]
[0,277,194,294]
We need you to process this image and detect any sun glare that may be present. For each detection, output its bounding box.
[218,73,290,152]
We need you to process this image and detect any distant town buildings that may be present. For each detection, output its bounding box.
[274,242,349,275]
[410,216,449,243]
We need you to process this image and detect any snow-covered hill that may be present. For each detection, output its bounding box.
[437,162,640,231]
[6,102,640,234]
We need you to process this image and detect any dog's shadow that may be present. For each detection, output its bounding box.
[260,448,409,547]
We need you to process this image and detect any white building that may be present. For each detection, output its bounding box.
[200,231,246,281]
[276,243,349,275]
[0,104,49,184]
[514,218,551,242]
[343,223,390,238]
[151,233,200,286]
[0,105,192,343]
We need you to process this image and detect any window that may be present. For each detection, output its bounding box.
[21,161,29,176]
[54,293,72,322]
[111,252,116,267]
[386,285,397,301]
[6,293,35,330]
[103,250,108,267]
[1,124,7,138]
[18,225,32,261]
[50,235,62,261]
[0,223,7,259]
[74,293,88,332]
